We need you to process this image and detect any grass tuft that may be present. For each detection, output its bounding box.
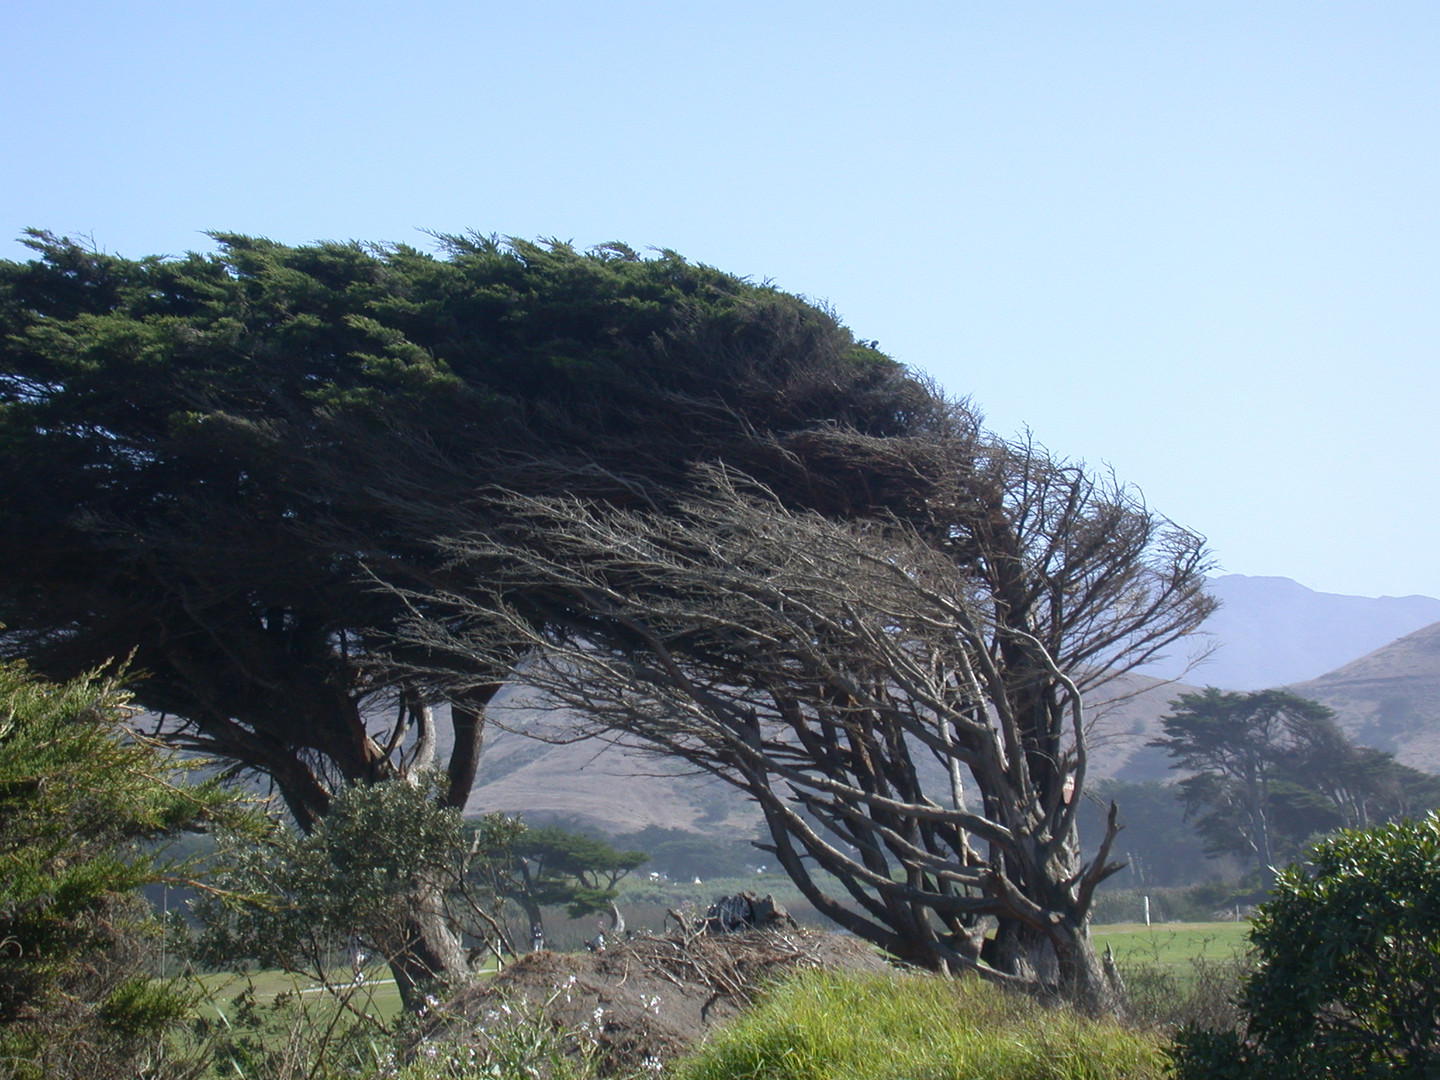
[671,968,1167,1080]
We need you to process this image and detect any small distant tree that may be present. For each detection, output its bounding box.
[0,661,244,1079]
[496,825,648,938]
[1171,813,1440,1079]
[1150,688,1440,887]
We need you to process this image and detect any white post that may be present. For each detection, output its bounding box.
[1143,894,1151,927]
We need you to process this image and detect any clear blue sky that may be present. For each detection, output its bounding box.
[5,2,1437,599]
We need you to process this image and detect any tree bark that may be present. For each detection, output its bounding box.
[383,877,473,1013]
[985,917,1124,1014]
[445,686,499,808]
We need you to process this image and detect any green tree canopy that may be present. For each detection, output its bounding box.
[0,230,935,993]
[1150,687,1439,887]
[194,782,523,1010]
[0,230,931,825]
[0,660,244,1078]
[495,824,647,934]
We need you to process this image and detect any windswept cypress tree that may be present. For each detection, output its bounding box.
[0,230,932,1005]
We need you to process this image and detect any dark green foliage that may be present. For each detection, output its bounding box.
[194,781,521,1004]
[1246,814,1440,1076]
[0,229,931,830]
[1150,688,1439,885]
[0,660,242,1078]
[1170,814,1440,1079]
[1167,1028,1257,1080]
[500,824,647,922]
[0,227,932,989]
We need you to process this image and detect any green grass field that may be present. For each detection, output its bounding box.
[197,966,408,1023]
[1091,921,1252,973]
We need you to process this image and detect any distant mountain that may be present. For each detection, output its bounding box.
[1291,620,1440,774]
[1140,575,1440,691]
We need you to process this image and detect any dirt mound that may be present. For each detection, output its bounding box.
[428,928,891,1073]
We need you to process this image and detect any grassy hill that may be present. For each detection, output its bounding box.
[1292,619,1440,772]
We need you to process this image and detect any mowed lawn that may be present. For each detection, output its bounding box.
[1091,921,1252,974]
[197,967,407,1022]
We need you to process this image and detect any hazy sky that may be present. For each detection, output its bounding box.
[5,2,1437,599]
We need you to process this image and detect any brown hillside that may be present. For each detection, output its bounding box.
[457,618,1440,837]
[1291,620,1440,772]
[460,691,758,833]
[1084,672,1204,782]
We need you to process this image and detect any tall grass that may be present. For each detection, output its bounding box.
[671,969,1167,1080]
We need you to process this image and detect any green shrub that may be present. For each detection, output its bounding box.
[0,661,246,1079]
[672,968,1165,1080]
[1169,813,1440,1079]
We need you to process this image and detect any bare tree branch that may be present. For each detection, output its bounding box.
[383,423,1212,1010]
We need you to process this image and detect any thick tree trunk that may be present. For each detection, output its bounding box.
[444,686,499,808]
[518,896,545,944]
[985,917,1124,1014]
[378,685,501,1008]
[383,878,473,1013]
[1050,920,1125,1015]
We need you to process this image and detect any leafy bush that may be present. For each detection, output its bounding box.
[1170,813,1440,1078]
[672,968,1166,1080]
[1121,954,1248,1033]
[194,779,522,1009]
[0,660,244,1078]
